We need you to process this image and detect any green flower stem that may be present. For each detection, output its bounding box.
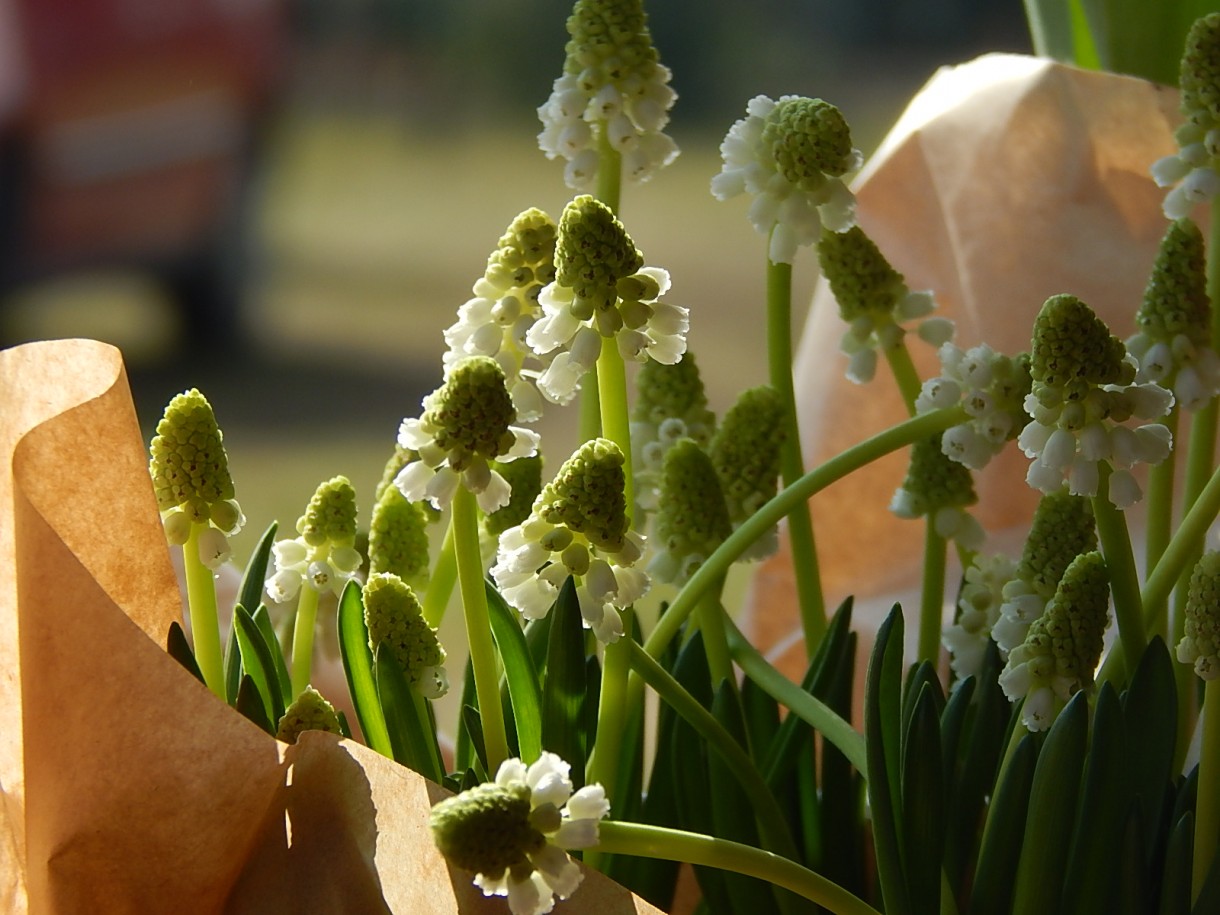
[625,640,801,864]
[596,336,634,513]
[182,523,225,699]
[411,688,445,783]
[579,380,602,444]
[1195,677,1220,903]
[1092,465,1146,678]
[422,523,457,628]
[1142,458,1220,622]
[586,609,634,811]
[917,521,948,665]
[723,614,867,775]
[767,251,826,650]
[697,570,734,687]
[883,340,922,416]
[596,124,622,214]
[289,584,321,697]
[1143,405,1180,636]
[452,485,510,771]
[596,821,882,915]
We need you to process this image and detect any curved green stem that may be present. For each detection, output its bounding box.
[767,252,826,650]
[182,523,225,699]
[917,521,947,666]
[290,584,320,697]
[452,486,510,770]
[596,821,882,915]
[1092,465,1146,680]
[1142,458,1220,622]
[697,571,734,686]
[422,522,457,628]
[883,340,922,416]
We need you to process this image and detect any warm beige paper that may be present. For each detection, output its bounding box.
[0,339,661,914]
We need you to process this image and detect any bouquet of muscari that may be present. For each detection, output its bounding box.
[149,3,1220,914]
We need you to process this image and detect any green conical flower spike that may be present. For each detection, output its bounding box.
[149,388,244,698]
[537,0,678,189]
[709,386,785,560]
[889,433,983,549]
[993,490,1096,654]
[1127,219,1220,410]
[363,572,448,698]
[443,208,558,422]
[484,455,543,539]
[395,356,540,513]
[631,354,716,513]
[1018,294,1173,507]
[999,551,1111,731]
[368,486,430,589]
[527,197,688,404]
[431,753,609,915]
[491,439,649,642]
[276,686,343,745]
[648,439,732,585]
[712,95,863,264]
[1177,551,1220,679]
[1152,14,1220,218]
[820,226,953,384]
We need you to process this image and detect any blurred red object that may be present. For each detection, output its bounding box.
[0,0,288,346]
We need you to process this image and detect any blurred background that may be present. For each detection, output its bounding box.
[0,0,1031,549]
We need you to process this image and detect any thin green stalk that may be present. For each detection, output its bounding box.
[1092,465,1146,677]
[697,571,734,687]
[1142,458,1220,621]
[183,523,225,699]
[596,124,622,214]
[586,609,634,808]
[578,380,602,444]
[596,821,882,915]
[1144,406,1180,638]
[1195,677,1220,903]
[422,523,457,628]
[411,688,445,783]
[883,340,922,416]
[290,584,320,697]
[917,521,947,665]
[767,251,826,650]
[596,337,634,512]
[452,485,510,770]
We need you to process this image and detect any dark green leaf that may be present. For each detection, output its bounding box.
[336,579,392,758]
[1158,812,1193,915]
[461,703,488,777]
[820,631,865,894]
[903,683,944,915]
[1122,637,1177,856]
[235,674,275,734]
[226,521,277,705]
[541,577,588,782]
[969,734,1038,915]
[252,604,292,708]
[374,643,443,782]
[166,621,205,685]
[1115,802,1150,915]
[336,710,352,740]
[484,580,543,763]
[233,604,286,724]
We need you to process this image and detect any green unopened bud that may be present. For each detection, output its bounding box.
[486,208,557,301]
[538,438,630,552]
[762,97,856,185]
[1137,219,1211,346]
[1030,295,1130,398]
[633,353,715,442]
[148,389,236,511]
[484,455,543,537]
[423,356,519,465]
[369,486,430,585]
[892,434,977,518]
[297,476,358,548]
[1180,13,1220,124]
[430,781,541,878]
[1178,551,1220,679]
[363,572,447,696]
[1027,551,1110,689]
[651,439,732,584]
[1017,490,1097,599]
[709,386,785,526]
[276,686,343,745]
[556,196,643,309]
[565,0,658,83]
[818,226,906,321]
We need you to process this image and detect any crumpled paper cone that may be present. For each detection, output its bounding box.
[0,339,661,915]
[744,54,1184,676]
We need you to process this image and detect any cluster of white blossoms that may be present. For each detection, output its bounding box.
[491,439,648,643]
[537,0,678,189]
[430,752,610,915]
[942,553,1018,679]
[395,356,541,515]
[1018,295,1173,509]
[1152,15,1220,219]
[889,433,985,550]
[712,94,862,264]
[265,476,363,605]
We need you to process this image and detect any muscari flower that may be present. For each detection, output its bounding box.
[1176,551,1220,679]
[396,356,541,513]
[631,354,716,514]
[916,344,1033,470]
[266,476,362,604]
[363,571,448,699]
[1126,219,1220,411]
[443,209,558,422]
[1017,294,1173,508]
[368,484,430,591]
[527,196,688,404]
[820,225,955,384]
[537,0,678,189]
[889,433,984,550]
[149,388,245,570]
[431,752,609,915]
[1152,14,1220,219]
[998,551,1110,732]
[276,686,344,745]
[712,95,862,264]
[943,552,1019,679]
[491,439,648,643]
[708,386,785,560]
[648,438,732,585]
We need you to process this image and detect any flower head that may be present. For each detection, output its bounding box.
[276,686,344,745]
[631,354,716,514]
[712,95,862,263]
[491,439,648,643]
[431,752,609,915]
[537,0,678,189]
[889,433,984,550]
[364,572,448,698]
[648,439,732,585]
[708,386,785,560]
[943,553,1018,679]
[396,356,540,513]
[369,485,430,590]
[485,455,545,539]
[266,476,363,604]
[1176,551,1220,679]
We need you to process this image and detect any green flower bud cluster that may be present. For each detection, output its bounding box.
[276,686,343,745]
[538,438,630,552]
[148,389,238,523]
[364,573,447,696]
[762,97,856,186]
[484,208,558,307]
[1021,551,1110,689]
[484,455,543,538]
[556,196,643,315]
[430,781,541,878]
[564,0,659,87]
[1138,220,1210,345]
[1178,551,1220,679]
[368,486,430,586]
[422,356,520,467]
[818,226,906,321]
[650,439,732,584]
[1180,13,1220,125]
[1030,294,1131,402]
[1016,491,1097,599]
[892,434,977,517]
[298,476,358,548]
[709,386,785,527]
[632,353,716,444]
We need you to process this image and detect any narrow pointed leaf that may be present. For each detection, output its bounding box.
[484,580,543,763]
[252,604,292,708]
[542,577,588,779]
[374,643,443,782]
[226,520,277,704]
[233,603,285,724]
[336,579,392,758]
[166,621,205,685]
[1122,637,1177,853]
[1158,812,1193,915]
[969,734,1038,915]
[903,683,944,915]
[235,674,274,734]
